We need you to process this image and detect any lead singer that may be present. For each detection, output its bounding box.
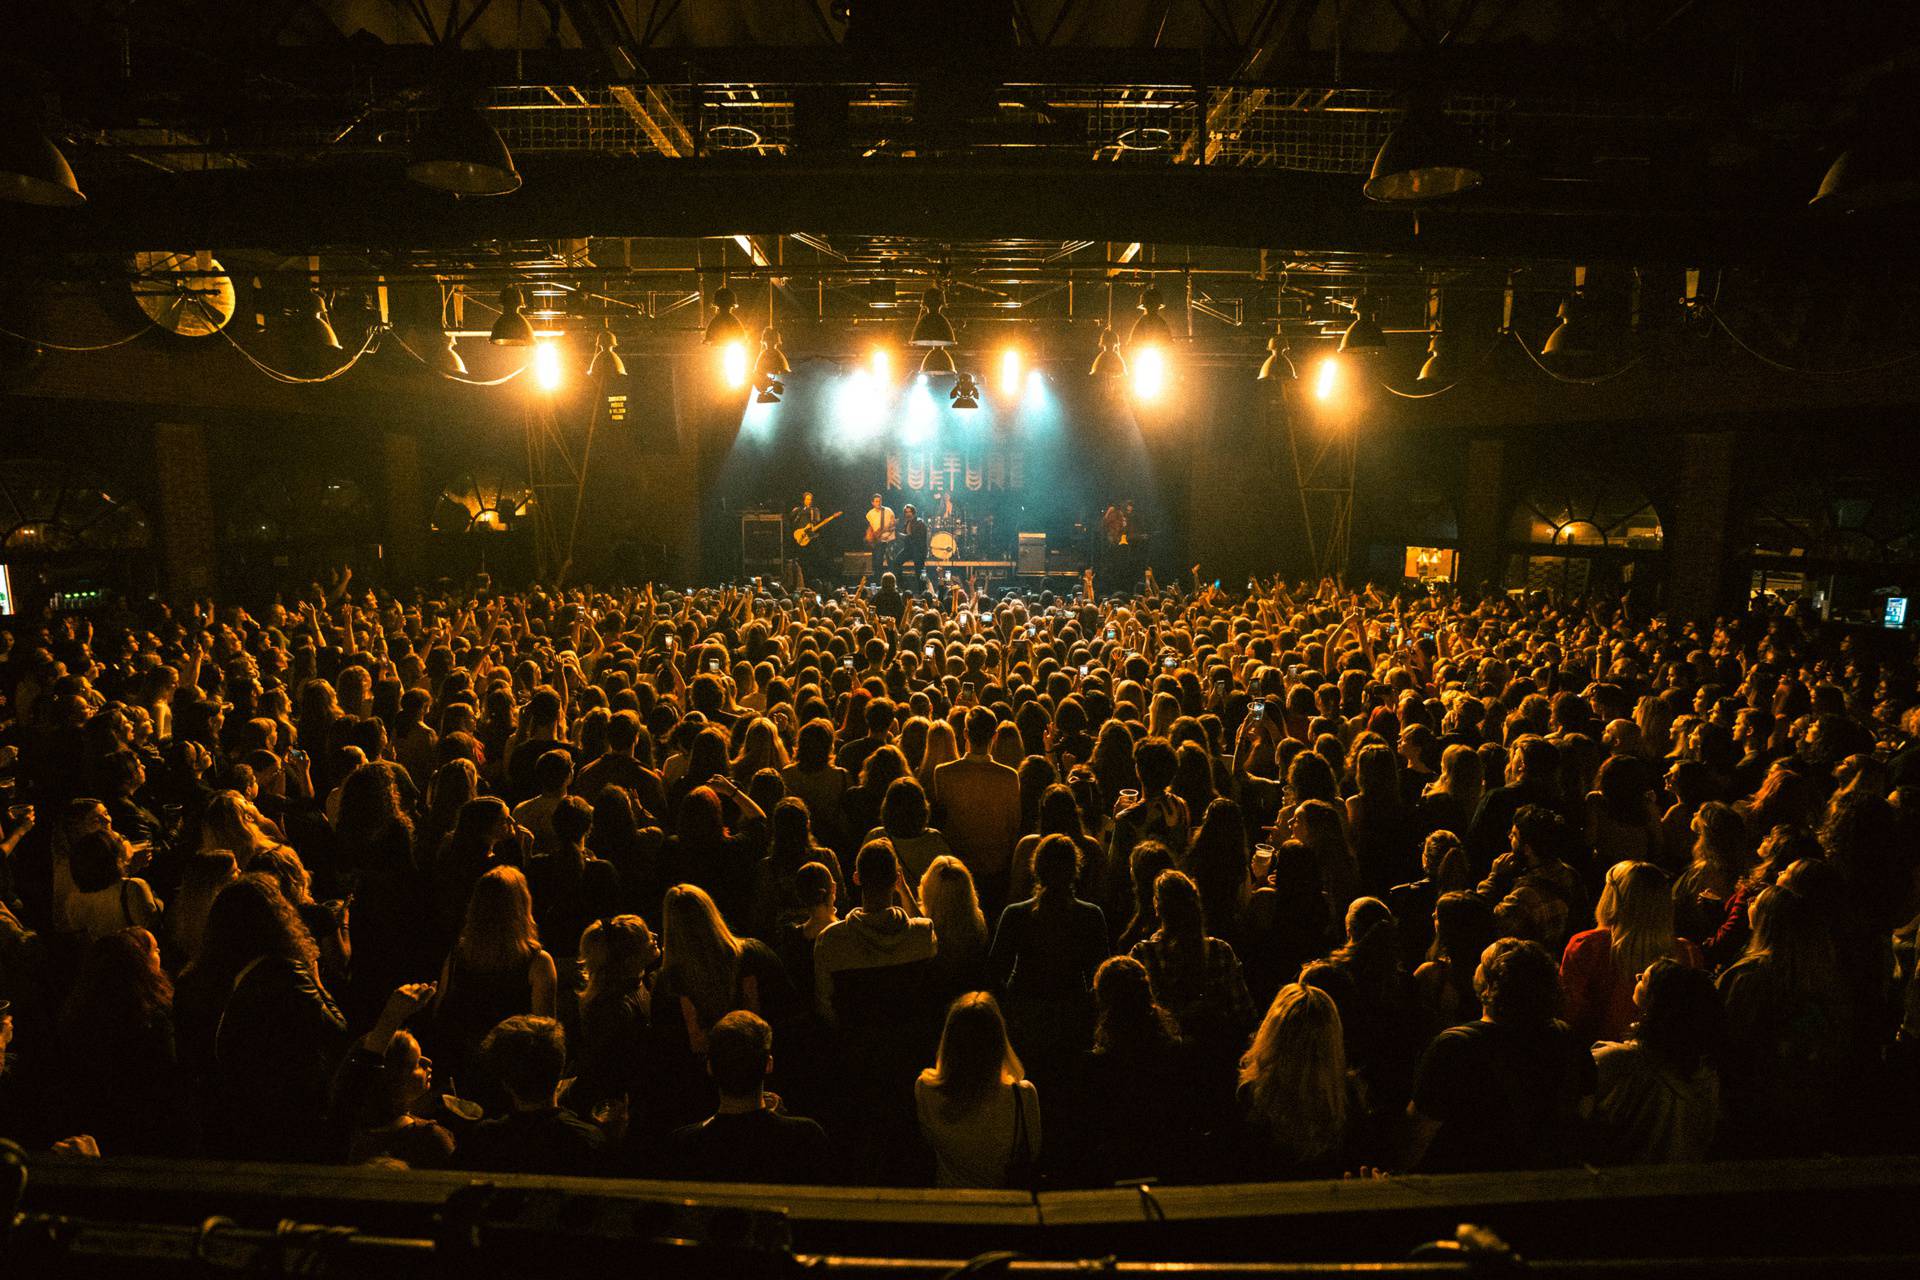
[864,492,896,578]
[895,503,928,584]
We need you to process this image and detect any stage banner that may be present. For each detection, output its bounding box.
[885,446,1025,495]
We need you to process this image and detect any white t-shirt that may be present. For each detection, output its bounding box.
[866,506,896,542]
[914,1077,1040,1188]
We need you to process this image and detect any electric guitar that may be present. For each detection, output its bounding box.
[792,511,843,547]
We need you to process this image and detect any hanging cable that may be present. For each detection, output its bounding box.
[1377,334,1506,399]
[1706,306,1920,376]
[385,328,531,385]
[208,321,381,384]
[1508,328,1646,385]
[0,323,153,352]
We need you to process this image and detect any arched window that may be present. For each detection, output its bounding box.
[433,472,534,534]
[0,460,153,555]
[1505,470,1663,595]
[224,475,370,546]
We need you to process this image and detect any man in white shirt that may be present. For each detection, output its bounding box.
[864,493,896,578]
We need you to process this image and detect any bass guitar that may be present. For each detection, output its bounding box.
[793,511,843,547]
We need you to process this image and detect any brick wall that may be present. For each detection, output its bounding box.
[152,422,217,595]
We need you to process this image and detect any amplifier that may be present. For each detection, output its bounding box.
[741,513,786,573]
[1017,532,1046,575]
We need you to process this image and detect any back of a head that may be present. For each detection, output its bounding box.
[1134,736,1177,792]
[1153,868,1205,940]
[1473,936,1561,1024]
[551,794,593,846]
[1031,833,1079,900]
[1634,958,1722,1073]
[855,839,900,900]
[706,1010,773,1096]
[931,991,1015,1113]
[68,829,126,894]
[881,775,929,837]
[964,705,997,752]
[1517,735,1560,781]
[482,1015,567,1104]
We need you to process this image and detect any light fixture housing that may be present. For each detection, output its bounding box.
[489,286,535,346]
[1128,286,1174,347]
[1810,136,1920,212]
[949,373,981,409]
[1338,308,1388,353]
[1364,102,1483,202]
[908,287,957,348]
[754,326,790,380]
[407,105,522,196]
[0,128,85,206]
[1257,331,1296,382]
[704,286,746,346]
[588,329,626,379]
[297,290,342,352]
[1543,294,1599,358]
[919,346,956,376]
[433,331,468,377]
[1089,325,1127,377]
[1417,334,1450,382]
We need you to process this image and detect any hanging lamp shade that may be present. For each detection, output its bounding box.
[1417,334,1452,382]
[432,331,468,377]
[1089,325,1127,377]
[704,286,746,346]
[407,105,522,196]
[919,346,956,376]
[1809,135,1920,212]
[297,290,342,352]
[1543,295,1599,358]
[0,127,85,206]
[1364,103,1483,202]
[587,329,626,379]
[908,288,957,347]
[1338,310,1388,353]
[489,286,535,346]
[1257,333,1295,382]
[1128,286,1174,346]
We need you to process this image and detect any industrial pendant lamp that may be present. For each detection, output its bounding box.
[1338,301,1388,353]
[1128,286,1174,347]
[752,327,789,402]
[1809,135,1920,212]
[407,103,522,196]
[489,286,535,346]
[297,290,343,352]
[908,287,957,348]
[1089,325,1127,377]
[1257,330,1296,382]
[587,329,625,379]
[919,346,956,376]
[704,286,746,347]
[1364,99,1482,202]
[949,373,981,409]
[0,125,85,206]
[432,331,468,377]
[1543,268,1599,359]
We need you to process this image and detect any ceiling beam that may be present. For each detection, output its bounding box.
[8,157,1901,269]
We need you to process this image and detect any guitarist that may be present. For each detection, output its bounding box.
[790,490,827,587]
[863,492,896,579]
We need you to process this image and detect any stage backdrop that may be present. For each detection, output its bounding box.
[700,357,1162,577]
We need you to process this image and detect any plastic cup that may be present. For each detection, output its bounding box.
[1252,843,1276,881]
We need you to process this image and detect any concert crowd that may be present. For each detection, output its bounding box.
[1,569,1917,1187]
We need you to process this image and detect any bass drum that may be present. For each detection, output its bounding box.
[929,530,958,561]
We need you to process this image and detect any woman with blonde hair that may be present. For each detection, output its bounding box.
[1236,983,1350,1177]
[918,719,960,790]
[916,992,1041,1188]
[429,866,556,1100]
[1674,801,1753,941]
[654,883,794,1060]
[1560,861,1701,1044]
[920,855,991,1000]
[731,716,790,785]
[200,790,283,862]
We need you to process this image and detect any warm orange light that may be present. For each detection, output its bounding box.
[1313,353,1340,402]
[721,339,749,388]
[532,339,564,391]
[1131,344,1168,400]
[999,348,1022,395]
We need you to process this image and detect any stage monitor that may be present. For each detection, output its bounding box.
[1885,597,1907,630]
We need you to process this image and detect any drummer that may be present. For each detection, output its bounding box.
[896,503,929,583]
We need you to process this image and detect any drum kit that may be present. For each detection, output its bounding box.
[928,513,992,561]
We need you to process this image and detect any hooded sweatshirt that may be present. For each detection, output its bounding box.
[812,906,936,1023]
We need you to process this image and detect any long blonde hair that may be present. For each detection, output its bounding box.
[1596,860,1677,978]
[921,991,1024,1121]
[919,856,988,960]
[1237,983,1347,1162]
[660,883,745,1020]
[457,866,541,971]
[919,720,959,784]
